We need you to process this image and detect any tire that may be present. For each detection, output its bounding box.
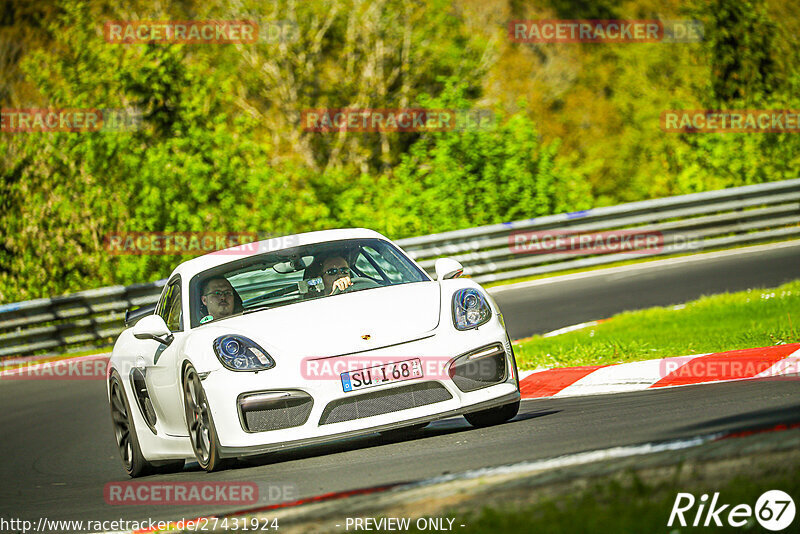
[183,364,228,472]
[464,400,520,428]
[379,422,428,437]
[109,373,156,477]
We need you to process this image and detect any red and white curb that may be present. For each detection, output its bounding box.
[518,343,800,399]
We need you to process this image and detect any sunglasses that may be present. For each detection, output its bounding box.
[324,267,351,277]
[205,290,233,298]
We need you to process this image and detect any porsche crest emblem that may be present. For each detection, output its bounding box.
[361,334,371,340]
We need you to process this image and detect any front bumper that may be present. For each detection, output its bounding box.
[200,324,520,458]
[219,390,519,457]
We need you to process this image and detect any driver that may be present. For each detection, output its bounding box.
[321,256,353,295]
[201,277,235,320]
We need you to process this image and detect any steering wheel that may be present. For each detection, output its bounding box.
[330,276,380,295]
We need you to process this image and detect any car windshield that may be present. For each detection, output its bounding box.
[189,238,429,327]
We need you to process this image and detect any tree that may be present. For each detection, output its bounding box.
[699,0,783,106]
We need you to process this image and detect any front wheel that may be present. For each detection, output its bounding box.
[183,365,228,472]
[464,400,520,428]
[109,373,155,477]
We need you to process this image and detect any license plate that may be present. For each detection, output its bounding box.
[341,358,423,393]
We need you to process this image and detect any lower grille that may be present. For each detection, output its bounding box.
[239,392,313,432]
[451,344,507,392]
[319,381,452,425]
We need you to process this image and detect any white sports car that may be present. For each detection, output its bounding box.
[107,229,520,476]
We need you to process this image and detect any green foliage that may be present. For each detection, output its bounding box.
[645,0,800,196]
[0,1,326,300]
[1,0,799,303]
[385,86,592,236]
[698,0,783,106]
[546,0,620,20]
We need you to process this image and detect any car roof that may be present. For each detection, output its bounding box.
[169,228,389,281]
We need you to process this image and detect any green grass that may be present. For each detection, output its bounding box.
[427,459,800,534]
[513,280,800,369]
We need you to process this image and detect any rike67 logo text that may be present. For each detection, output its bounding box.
[669,490,796,531]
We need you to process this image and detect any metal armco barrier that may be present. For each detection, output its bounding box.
[1,179,799,357]
[0,281,166,358]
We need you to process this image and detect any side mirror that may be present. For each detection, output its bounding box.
[435,258,464,281]
[125,303,156,327]
[132,314,173,345]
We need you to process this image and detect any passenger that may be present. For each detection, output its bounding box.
[201,277,236,320]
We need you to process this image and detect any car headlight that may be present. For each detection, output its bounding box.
[213,335,275,371]
[452,288,492,330]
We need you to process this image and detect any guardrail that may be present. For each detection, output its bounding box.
[398,178,800,283]
[0,281,167,358]
[1,179,798,358]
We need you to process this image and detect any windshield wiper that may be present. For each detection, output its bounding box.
[242,284,298,307]
[242,298,304,314]
[243,305,273,315]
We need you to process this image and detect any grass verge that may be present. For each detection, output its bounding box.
[513,279,800,369]
[432,452,800,534]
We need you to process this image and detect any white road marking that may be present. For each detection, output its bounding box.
[398,434,717,488]
[541,321,598,338]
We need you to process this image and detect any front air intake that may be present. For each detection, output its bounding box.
[238,391,314,432]
[449,343,507,392]
[319,381,452,425]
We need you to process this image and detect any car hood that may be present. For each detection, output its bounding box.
[208,282,441,358]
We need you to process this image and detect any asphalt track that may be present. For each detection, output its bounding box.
[1,243,799,528]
